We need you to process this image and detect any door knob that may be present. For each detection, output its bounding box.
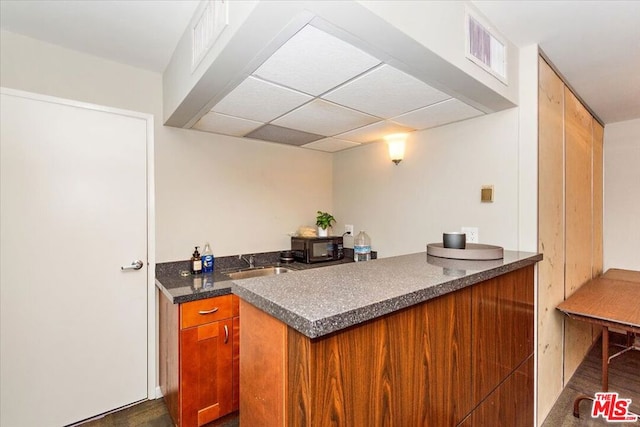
[121,260,144,271]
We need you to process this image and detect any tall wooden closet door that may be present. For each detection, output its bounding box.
[537,57,566,420]
[563,87,595,379]
[592,122,604,278]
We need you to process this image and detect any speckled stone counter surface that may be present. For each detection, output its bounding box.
[155,252,357,304]
[155,261,235,304]
[231,250,542,338]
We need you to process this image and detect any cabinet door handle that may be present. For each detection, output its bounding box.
[198,307,219,315]
[224,324,229,344]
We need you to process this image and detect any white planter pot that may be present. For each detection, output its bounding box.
[318,227,329,237]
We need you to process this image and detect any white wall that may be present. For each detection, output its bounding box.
[603,118,640,271]
[0,30,332,262]
[156,127,332,258]
[517,45,540,253]
[357,0,519,106]
[333,108,521,257]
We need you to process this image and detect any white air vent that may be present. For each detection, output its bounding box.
[192,0,228,71]
[465,9,507,84]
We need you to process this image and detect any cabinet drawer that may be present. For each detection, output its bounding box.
[181,295,233,329]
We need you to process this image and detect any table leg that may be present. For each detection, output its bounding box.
[573,394,594,418]
[602,326,609,392]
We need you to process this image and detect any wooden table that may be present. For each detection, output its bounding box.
[557,269,640,417]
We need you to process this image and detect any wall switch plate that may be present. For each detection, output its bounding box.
[345,224,354,235]
[481,185,494,203]
[462,227,479,243]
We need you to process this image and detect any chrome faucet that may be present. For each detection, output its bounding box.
[240,254,255,269]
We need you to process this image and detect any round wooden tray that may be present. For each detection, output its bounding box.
[426,243,504,260]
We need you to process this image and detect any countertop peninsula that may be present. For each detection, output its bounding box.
[155,255,355,304]
[232,250,542,338]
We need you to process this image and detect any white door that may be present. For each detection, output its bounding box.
[0,89,151,426]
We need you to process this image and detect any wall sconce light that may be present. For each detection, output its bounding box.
[384,133,407,165]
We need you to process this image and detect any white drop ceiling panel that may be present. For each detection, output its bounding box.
[393,98,484,130]
[193,112,262,136]
[253,25,381,96]
[302,138,361,153]
[244,124,324,146]
[337,120,415,144]
[323,64,451,118]
[273,99,380,136]
[212,76,312,122]
[191,24,492,151]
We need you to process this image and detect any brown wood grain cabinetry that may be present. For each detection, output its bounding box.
[459,355,534,427]
[288,285,472,426]
[232,296,240,411]
[240,266,534,426]
[159,293,239,427]
[471,266,534,405]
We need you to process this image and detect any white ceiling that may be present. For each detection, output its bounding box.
[1,0,638,135]
[192,25,484,151]
[0,0,200,72]
[472,0,640,124]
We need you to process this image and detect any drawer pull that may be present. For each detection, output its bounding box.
[198,307,219,315]
[224,324,229,344]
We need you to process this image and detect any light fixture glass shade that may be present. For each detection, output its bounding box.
[384,133,407,165]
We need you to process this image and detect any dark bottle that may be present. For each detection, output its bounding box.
[190,246,202,275]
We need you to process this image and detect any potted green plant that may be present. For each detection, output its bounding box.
[315,211,336,237]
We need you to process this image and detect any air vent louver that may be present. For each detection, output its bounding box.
[466,11,507,83]
[192,0,228,71]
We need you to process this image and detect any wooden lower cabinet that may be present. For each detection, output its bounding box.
[159,293,239,427]
[471,266,535,405]
[458,355,535,427]
[462,265,535,426]
[240,265,535,427]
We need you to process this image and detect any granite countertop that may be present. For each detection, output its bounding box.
[231,250,542,339]
[155,262,236,304]
[155,254,356,304]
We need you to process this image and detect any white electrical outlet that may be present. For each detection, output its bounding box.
[462,227,479,243]
[345,224,354,235]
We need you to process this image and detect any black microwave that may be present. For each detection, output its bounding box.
[291,236,344,264]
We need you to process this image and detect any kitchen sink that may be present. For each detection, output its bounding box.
[224,266,293,280]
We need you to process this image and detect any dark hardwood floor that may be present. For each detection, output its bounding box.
[77,402,238,427]
[542,333,640,426]
[77,333,638,427]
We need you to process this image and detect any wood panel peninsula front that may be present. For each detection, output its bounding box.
[231,250,542,427]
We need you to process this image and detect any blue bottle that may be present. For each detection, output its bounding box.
[202,243,214,273]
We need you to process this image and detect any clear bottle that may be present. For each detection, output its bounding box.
[202,243,214,273]
[353,231,371,262]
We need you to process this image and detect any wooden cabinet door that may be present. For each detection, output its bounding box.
[180,318,234,426]
[459,355,534,427]
[564,87,596,378]
[284,287,472,427]
[471,266,534,405]
[232,316,240,411]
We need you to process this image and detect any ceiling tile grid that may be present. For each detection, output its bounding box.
[244,124,324,146]
[253,25,381,96]
[193,112,263,136]
[272,99,380,137]
[393,99,484,130]
[212,76,312,123]
[195,24,486,152]
[322,64,452,118]
[302,138,362,153]
[336,120,416,144]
